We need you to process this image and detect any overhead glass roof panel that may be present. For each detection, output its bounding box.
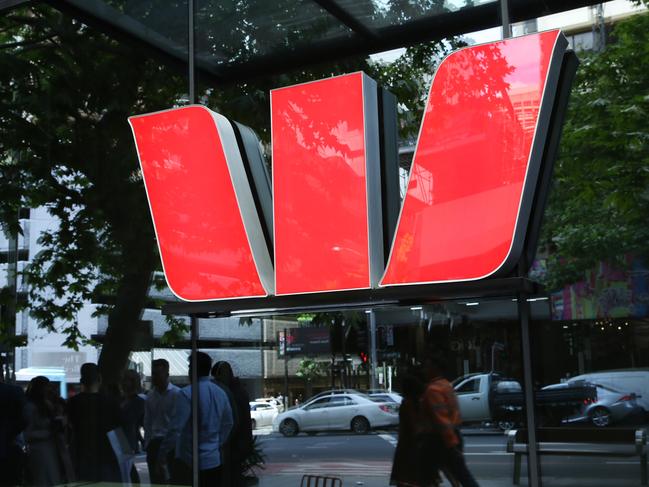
[330,0,498,30]
[48,0,602,83]
[194,0,355,66]
[107,0,189,50]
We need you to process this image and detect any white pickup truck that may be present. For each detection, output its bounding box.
[452,373,510,424]
[453,372,597,429]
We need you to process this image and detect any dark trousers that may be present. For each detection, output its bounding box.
[172,458,222,487]
[147,438,174,485]
[442,447,480,487]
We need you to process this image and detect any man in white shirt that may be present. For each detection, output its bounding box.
[144,358,179,484]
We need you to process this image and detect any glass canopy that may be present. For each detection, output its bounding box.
[18,0,602,82]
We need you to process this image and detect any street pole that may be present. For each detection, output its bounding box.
[260,319,265,397]
[188,0,196,104]
[283,328,289,409]
[190,315,199,487]
[519,293,541,487]
[188,0,197,481]
[369,310,378,390]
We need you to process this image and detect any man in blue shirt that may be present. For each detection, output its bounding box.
[172,352,234,486]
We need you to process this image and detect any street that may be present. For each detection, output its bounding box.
[254,428,647,487]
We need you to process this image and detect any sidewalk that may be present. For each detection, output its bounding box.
[258,474,523,487]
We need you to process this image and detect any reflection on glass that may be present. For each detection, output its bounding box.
[195,0,353,64]
[314,0,499,30]
[383,31,562,285]
[272,73,372,294]
[189,300,531,486]
[525,239,649,485]
[130,107,268,300]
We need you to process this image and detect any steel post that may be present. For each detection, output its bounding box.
[369,310,378,389]
[518,293,542,487]
[190,314,199,487]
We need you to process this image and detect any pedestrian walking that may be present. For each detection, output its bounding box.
[390,369,441,487]
[172,352,234,487]
[212,361,253,486]
[121,369,145,454]
[23,376,65,486]
[0,379,25,486]
[144,358,180,484]
[67,363,122,483]
[419,355,479,487]
[121,369,145,483]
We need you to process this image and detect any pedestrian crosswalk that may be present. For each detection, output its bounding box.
[253,426,274,436]
[378,433,398,447]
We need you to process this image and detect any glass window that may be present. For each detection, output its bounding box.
[304,397,331,410]
[328,396,356,407]
[456,378,480,394]
[371,394,394,402]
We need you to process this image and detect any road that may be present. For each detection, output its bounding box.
[254,428,646,487]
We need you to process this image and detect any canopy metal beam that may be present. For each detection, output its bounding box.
[50,0,599,85]
[161,277,542,318]
[311,0,380,41]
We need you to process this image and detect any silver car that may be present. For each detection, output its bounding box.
[368,391,403,405]
[542,381,643,427]
[273,393,398,436]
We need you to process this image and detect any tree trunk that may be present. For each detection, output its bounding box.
[97,238,156,393]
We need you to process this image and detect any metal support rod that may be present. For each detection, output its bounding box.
[260,319,265,398]
[501,0,511,39]
[188,0,196,104]
[190,315,199,487]
[518,293,541,487]
[187,12,198,483]
[283,328,289,409]
[369,310,378,390]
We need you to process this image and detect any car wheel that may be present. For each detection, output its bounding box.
[591,407,611,427]
[351,416,370,434]
[280,418,299,437]
[251,419,257,430]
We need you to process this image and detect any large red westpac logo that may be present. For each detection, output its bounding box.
[129,30,571,302]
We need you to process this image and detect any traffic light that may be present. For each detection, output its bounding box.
[356,327,368,352]
[359,352,368,364]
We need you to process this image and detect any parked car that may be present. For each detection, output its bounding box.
[254,396,284,412]
[542,381,644,427]
[273,392,398,437]
[570,370,649,413]
[307,389,361,402]
[250,401,279,429]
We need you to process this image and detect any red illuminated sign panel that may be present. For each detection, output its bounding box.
[129,30,572,302]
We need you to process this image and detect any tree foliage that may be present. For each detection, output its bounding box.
[0,6,187,384]
[540,11,649,289]
[295,358,325,382]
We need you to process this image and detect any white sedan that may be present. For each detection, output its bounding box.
[272,393,398,436]
[250,401,279,429]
